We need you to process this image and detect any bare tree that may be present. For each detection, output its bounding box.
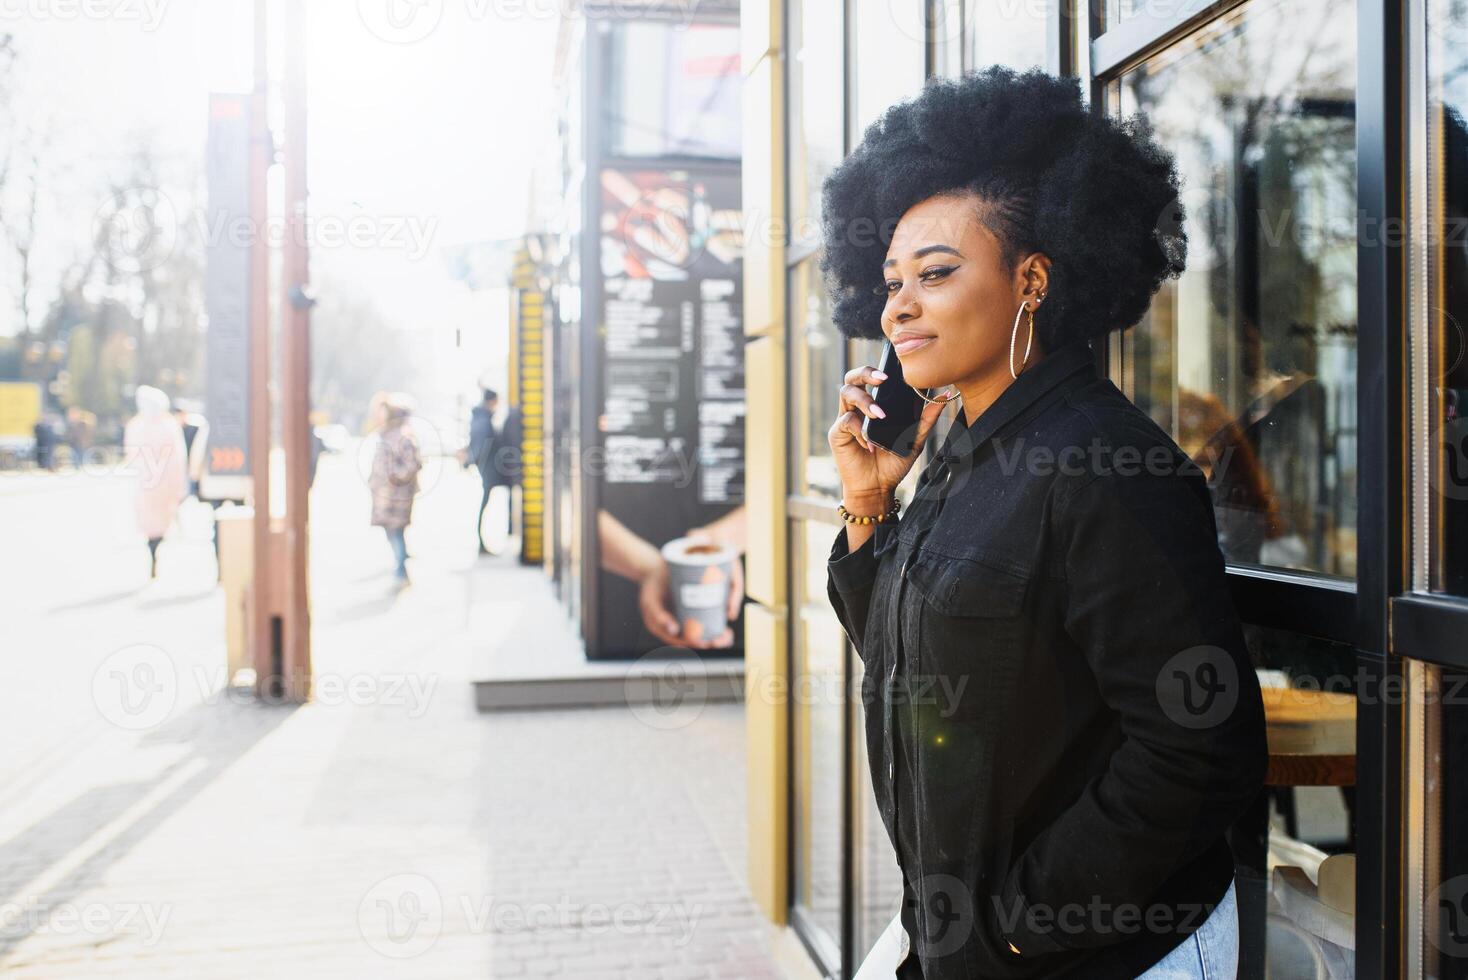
[5,145,42,338]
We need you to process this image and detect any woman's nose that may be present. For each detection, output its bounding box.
[889,284,920,321]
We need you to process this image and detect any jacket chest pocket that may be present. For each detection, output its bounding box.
[905,552,1031,619]
[899,551,1032,803]
[902,552,1032,688]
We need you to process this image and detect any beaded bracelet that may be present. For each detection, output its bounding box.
[836,497,901,525]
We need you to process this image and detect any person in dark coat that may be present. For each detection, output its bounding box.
[462,389,501,554]
[33,414,58,470]
[494,403,524,522]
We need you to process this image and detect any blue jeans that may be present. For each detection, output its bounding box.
[384,526,408,576]
[1137,878,1239,979]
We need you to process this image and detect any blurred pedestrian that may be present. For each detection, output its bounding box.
[460,388,502,555]
[368,394,422,583]
[308,410,330,490]
[496,401,524,538]
[33,413,60,470]
[66,407,96,467]
[123,385,188,579]
[172,401,210,499]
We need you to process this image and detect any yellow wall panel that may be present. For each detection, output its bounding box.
[742,55,784,340]
[744,334,787,609]
[743,601,789,926]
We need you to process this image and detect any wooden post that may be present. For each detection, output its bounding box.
[248,0,275,696]
[280,0,313,701]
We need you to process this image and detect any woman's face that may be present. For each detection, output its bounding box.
[880,192,1049,390]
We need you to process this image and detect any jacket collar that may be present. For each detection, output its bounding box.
[934,339,1098,463]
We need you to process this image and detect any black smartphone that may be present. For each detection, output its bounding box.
[861,340,924,457]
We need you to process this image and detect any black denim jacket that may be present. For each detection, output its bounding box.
[828,340,1268,979]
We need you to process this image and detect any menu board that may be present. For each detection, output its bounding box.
[594,166,745,659]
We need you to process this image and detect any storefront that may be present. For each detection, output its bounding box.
[522,3,748,659]
[740,0,1468,977]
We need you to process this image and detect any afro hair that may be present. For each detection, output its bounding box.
[818,66,1187,350]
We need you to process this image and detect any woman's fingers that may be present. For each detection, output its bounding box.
[838,365,888,419]
[829,409,874,453]
[838,383,887,421]
[843,365,888,388]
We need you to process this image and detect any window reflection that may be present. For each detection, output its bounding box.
[603,22,740,159]
[1419,664,1468,980]
[854,1,926,133]
[931,0,964,78]
[789,0,844,252]
[1110,0,1215,26]
[1119,0,1358,577]
[854,672,904,964]
[792,519,847,956]
[1422,0,1468,596]
[966,0,1051,73]
[1242,624,1358,978]
[792,258,844,500]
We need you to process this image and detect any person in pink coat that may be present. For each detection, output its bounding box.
[123,385,189,579]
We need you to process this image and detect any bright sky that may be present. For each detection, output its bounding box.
[1,0,561,397]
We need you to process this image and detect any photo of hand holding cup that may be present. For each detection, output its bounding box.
[597,506,746,650]
[660,535,739,648]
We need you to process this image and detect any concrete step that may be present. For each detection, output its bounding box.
[467,559,744,711]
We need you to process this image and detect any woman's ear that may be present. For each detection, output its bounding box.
[1019,253,1051,307]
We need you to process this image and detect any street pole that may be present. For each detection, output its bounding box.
[280,0,313,701]
[248,0,274,695]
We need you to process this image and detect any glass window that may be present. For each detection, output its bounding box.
[838,345,915,970]
[1418,0,1468,596]
[792,518,848,962]
[854,2,927,135]
[1117,0,1358,578]
[1410,1,1468,974]
[789,0,845,252]
[1242,624,1359,978]
[603,22,741,159]
[966,0,1052,73]
[931,0,965,78]
[853,659,905,964]
[792,257,844,500]
[1108,0,1214,28]
[1414,663,1468,980]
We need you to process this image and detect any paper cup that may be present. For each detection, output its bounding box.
[660,537,736,645]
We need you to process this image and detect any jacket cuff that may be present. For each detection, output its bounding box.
[827,525,881,594]
[997,868,1069,959]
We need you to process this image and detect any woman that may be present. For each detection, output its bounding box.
[368,394,422,582]
[124,385,189,580]
[825,68,1267,979]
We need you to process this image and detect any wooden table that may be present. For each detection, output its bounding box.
[1261,686,1357,787]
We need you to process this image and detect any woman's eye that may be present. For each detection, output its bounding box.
[920,266,954,282]
[884,280,902,292]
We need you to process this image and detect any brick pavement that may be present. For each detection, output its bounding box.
[0,453,789,979]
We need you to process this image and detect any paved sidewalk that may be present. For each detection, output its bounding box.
[0,450,783,978]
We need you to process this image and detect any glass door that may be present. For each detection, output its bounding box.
[1401,0,1468,974]
[1098,0,1362,975]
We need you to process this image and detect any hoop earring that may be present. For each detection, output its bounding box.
[1009,300,1036,380]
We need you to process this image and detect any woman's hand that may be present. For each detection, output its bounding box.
[828,364,953,512]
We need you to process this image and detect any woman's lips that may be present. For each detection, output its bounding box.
[893,334,936,356]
